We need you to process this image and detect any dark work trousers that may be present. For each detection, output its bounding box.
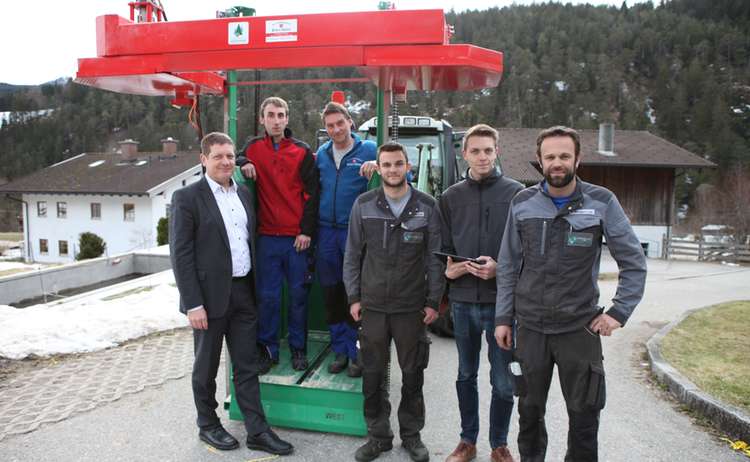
[359,310,431,444]
[318,226,358,360]
[515,325,606,462]
[192,275,269,437]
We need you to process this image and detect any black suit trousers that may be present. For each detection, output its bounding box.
[192,276,269,436]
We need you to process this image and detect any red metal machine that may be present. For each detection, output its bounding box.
[76,8,503,98]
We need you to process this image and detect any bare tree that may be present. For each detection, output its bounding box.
[718,164,750,245]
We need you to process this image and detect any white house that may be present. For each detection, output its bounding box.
[0,138,202,263]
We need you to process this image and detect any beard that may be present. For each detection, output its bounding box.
[382,174,407,188]
[544,168,575,188]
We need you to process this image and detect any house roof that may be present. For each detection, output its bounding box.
[494,128,715,184]
[0,151,201,195]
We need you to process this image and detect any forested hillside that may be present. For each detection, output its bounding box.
[1,0,748,211]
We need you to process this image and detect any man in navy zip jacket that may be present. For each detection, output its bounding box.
[315,102,377,376]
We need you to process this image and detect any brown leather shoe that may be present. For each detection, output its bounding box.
[445,440,476,462]
[490,445,516,462]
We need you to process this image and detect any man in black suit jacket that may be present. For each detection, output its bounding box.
[170,132,293,456]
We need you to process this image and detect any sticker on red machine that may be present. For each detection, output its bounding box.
[265,19,298,43]
[228,22,249,45]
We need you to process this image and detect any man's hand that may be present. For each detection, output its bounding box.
[240,162,257,180]
[445,256,471,280]
[465,256,497,280]
[494,325,513,350]
[589,313,622,336]
[294,234,311,252]
[188,307,208,330]
[422,307,438,324]
[350,302,362,321]
[359,160,378,179]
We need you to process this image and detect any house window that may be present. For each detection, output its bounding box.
[123,203,135,221]
[165,203,171,219]
[37,201,47,217]
[39,239,48,254]
[57,202,67,218]
[59,240,68,256]
[91,203,101,220]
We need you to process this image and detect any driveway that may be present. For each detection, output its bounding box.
[0,255,748,461]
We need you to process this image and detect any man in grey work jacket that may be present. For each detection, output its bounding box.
[440,124,523,462]
[344,141,445,462]
[494,126,647,462]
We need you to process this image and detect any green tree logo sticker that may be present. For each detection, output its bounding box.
[234,24,244,38]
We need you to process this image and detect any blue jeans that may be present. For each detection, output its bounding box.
[256,235,309,359]
[452,302,514,448]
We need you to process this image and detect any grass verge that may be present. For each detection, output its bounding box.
[100,285,155,301]
[0,232,23,241]
[661,300,750,415]
[0,268,32,278]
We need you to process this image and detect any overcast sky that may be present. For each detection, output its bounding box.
[1,0,643,85]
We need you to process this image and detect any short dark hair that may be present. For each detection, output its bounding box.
[463,124,498,151]
[321,102,352,122]
[536,126,581,159]
[259,96,289,118]
[201,132,234,155]
[377,141,409,164]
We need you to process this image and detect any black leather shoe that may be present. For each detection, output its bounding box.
[198,426,239,450]
[328,353,348,374]
[402,438,429,462]
[247,429,293,455]
[291,349,308,371]
[257,344,279,375]
[347,358,363,377]
[355,439,393,461]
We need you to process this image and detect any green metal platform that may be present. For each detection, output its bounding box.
[224,168,368,436]
[227,330,366,436]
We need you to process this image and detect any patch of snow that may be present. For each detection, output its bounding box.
[554,81,568,92]
[346,100,371,115]
[645,98,656,124]
[0,109,55,128]
[0,272,187,360]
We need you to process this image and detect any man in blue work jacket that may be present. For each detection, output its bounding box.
[315,101,377,376]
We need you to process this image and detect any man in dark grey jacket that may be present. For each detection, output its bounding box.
[344,142,444,462]
[440,124,523,462]
[494,126,647,462]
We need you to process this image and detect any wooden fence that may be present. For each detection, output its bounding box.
[664,237,750,264]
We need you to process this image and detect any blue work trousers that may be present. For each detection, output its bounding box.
[452,302,515,448]
[256,235,308,359]
[317,226,357,360]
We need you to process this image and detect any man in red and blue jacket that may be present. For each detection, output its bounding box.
[315,102,377,377]
[237,96,320,373]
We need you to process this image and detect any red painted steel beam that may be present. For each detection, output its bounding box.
[96,10,447,57]
[232,77,371,86]
[76,9,503,96]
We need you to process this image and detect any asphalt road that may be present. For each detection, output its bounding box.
[1,255,749,461]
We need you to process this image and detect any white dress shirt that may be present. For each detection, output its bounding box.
[205,174,251,276]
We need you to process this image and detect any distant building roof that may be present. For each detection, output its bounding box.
[493,128,715,184]
[0,151,200,195]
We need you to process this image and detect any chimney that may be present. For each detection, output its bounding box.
[118,139,140,160]
[161,137,179,155]
[597,123,615,156]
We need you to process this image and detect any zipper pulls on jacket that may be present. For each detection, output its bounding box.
[331,167,341,224]
[540,220,547,256]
